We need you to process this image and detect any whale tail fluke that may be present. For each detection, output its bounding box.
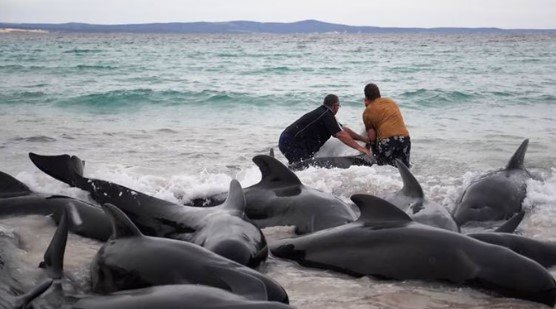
[29,153,85,187]
[39,209,69,279]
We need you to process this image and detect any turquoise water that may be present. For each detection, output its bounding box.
[1,32,556,308]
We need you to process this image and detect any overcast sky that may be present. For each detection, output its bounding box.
[1,0,555,29]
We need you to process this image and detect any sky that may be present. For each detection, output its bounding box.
[1,0,555,29]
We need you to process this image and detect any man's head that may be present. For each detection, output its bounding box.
[364,83,381,105]
[323,94,340,115]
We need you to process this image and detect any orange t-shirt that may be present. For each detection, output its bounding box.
[362,97,409,140]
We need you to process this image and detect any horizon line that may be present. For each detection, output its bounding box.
[1,19,555,31]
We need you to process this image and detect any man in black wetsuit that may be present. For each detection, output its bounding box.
[278,94,371,164]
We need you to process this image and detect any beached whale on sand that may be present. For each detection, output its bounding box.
[91,204,289,304]
[68,284,293,309]
[20,281,293,309]
[15,209,292,309]
[270,194,556,307]
[194,155,357,234]
[453,139,532,225]
[0,170,111,241]
[28,153,267,267]
[382,159,458,231]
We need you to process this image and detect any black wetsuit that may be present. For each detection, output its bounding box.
[279,105,342,163]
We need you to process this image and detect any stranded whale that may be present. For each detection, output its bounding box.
[91,203,289,304]
[382,159,458,231]
[288,154,375,171]
[28,153,267,267]
[195,155,357,234]
[270,194,556,306]
[0,170,111,241]
[453,139,532,225]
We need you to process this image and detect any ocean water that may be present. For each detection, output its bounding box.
[0,32,555,308]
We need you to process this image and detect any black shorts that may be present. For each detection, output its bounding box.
[371,136,411,167]
[278,132,313,164]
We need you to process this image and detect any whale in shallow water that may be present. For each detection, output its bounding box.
[91,203,289,304]
[288,154,375,171]
[270,194,556,306]
[29,152,267,267]
[382,159,458,231]
[195,155,357,234]
[453,139,532,225]
[0,170,111,241]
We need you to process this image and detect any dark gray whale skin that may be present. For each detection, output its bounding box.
[91,204,289,304]
[383,160,458,232]
[28,153,267,268]
[270,194,556,307]
[193,155,357,234]
[469,232,556,268]
[241,155,356,234]
[69,284,293,309]
[453,139,532,225]
[288,154,375,171]
[0,170,111,241]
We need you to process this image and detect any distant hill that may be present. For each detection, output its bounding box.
[0,20,554,34]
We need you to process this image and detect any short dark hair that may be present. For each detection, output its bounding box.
[323,94,339,107]
[364,83,381,101]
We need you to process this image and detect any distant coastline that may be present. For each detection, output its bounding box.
[1,20,555,34]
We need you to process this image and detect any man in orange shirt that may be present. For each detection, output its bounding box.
[362,83,411,167]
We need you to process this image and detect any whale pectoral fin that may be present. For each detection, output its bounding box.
[41,209,69,279]
[221,179,246,215]
[395,159,424,199]
[207,265,268,301]
[12,279,53,309]
[252,155,301,187]
[505,139,529,170]
[100,203,143,239]
[0,171,32,198]
[495,211,525,233]
[29,152,85,187]
[351,194,412,225]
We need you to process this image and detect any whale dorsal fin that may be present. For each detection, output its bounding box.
[12,279,53,309]
[395,159,424,199]
[101,203,143,239]
[252,155,301,187]
[0,171,31,198]
[351,194,412,224]
[206,265,268,301]
[505,139,529,170]
[39,209,68,279]
[221,179,246,215]
[495,211,525,233]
